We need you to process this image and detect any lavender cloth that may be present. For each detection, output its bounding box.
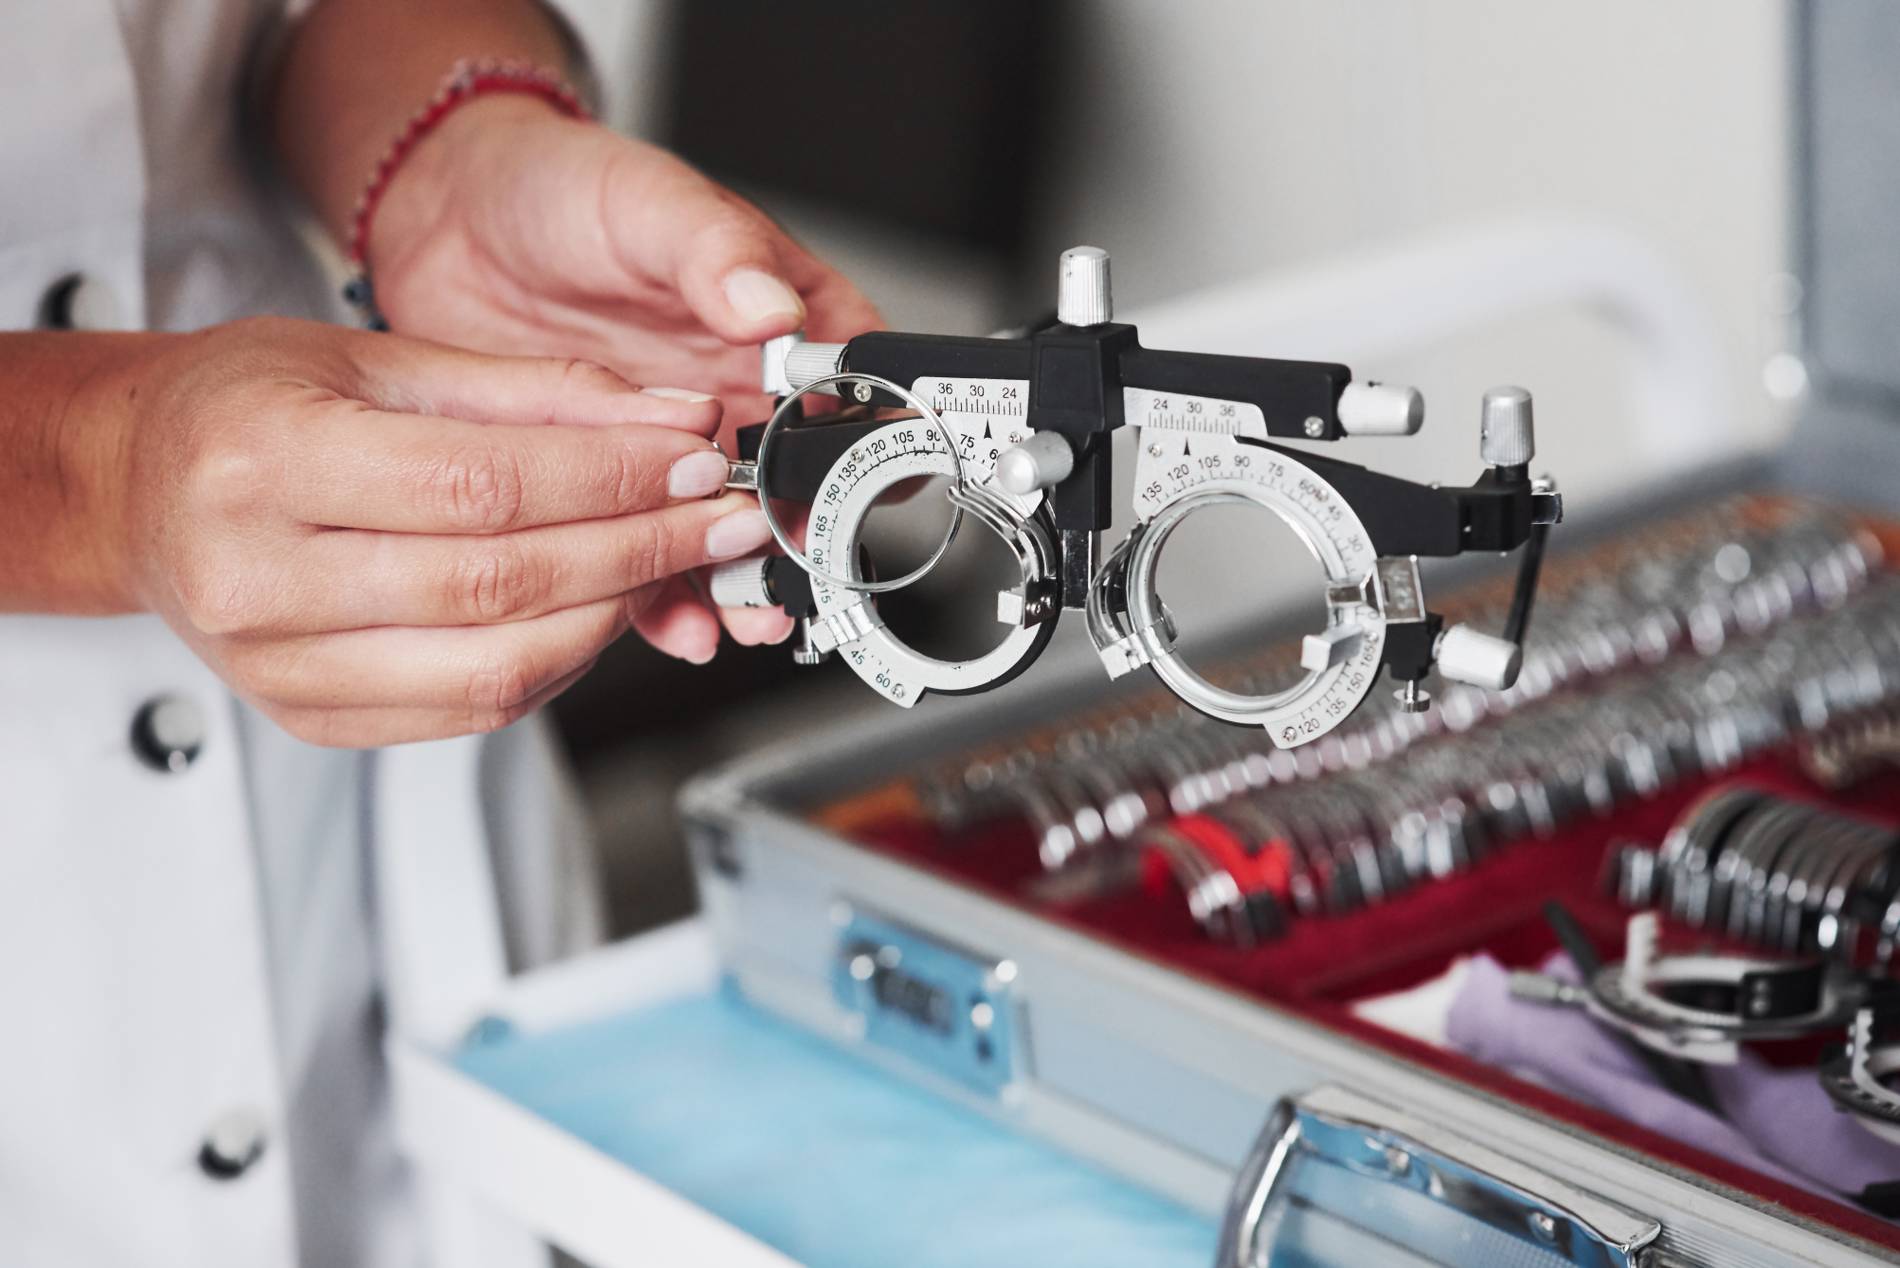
[1446,952,1900,1202]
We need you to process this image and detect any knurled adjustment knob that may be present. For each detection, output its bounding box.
[1479,385,1535,468]
[791,617,828,666]
[1057,246,1112,327]
[707,557,776,608]
[783,340,848,391]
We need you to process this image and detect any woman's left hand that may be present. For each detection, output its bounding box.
[365,96,884,659]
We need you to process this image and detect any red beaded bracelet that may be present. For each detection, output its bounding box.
[343,58,591,327]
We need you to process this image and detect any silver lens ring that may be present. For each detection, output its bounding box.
[1124,488,1382,735]
[752,370,966,595]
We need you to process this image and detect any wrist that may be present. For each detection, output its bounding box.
[61,334,173,612]
[0,333,168,614]
[366,92,570,278]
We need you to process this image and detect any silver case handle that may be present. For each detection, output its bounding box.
[1217,1086,1662,1268]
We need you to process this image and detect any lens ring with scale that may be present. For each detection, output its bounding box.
[1121,479,1384,742]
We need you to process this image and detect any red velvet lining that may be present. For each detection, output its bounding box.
[841,754,1900,1249]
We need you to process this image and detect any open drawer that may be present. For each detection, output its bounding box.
[385,919,1217,1268]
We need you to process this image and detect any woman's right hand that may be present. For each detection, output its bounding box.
[86,317,773,747]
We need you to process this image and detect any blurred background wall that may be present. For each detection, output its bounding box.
[550,0,1797,935]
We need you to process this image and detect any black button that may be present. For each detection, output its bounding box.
[36,274,83,330]
[130,694,205,773]
[36,272,122,331]
[197,1107,267,1181]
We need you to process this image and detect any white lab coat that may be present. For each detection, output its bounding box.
[0,3,631,1264]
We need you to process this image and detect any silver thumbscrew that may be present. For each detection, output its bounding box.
[1057,246,1112,327]
[1480,386,1535,467]
[791,618,828,666]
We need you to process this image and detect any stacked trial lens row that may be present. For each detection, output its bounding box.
[911,500,1893,945]
[1612,785,1900,966]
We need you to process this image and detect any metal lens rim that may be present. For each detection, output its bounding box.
[1126,488,1342,722]
[752,371,967,595]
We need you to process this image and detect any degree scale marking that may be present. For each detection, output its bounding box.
[801,378,1037,705]
[1125,386,1384,745]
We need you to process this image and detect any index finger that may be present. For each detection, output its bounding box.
[283,402,734,534]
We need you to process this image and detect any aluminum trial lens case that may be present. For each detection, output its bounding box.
[679,7,1900,1265]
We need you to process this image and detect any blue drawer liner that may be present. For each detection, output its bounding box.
[456,987,1217,1268]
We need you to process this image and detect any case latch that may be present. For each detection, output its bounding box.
[832,910,1019,1096]
[1218,1085,1663,1267]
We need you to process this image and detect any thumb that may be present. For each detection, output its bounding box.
[670,202,810,345]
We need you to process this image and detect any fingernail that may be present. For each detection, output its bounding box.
[683,639,718,666]
[667,449,730,499]
[705,508,773,560]
[766,614,796,644]
[643,386,717,402]
[722,268,804,326]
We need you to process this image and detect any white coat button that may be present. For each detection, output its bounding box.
[36,272,125,331]
[130,694,206,773]
[197,1106,267,1180]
